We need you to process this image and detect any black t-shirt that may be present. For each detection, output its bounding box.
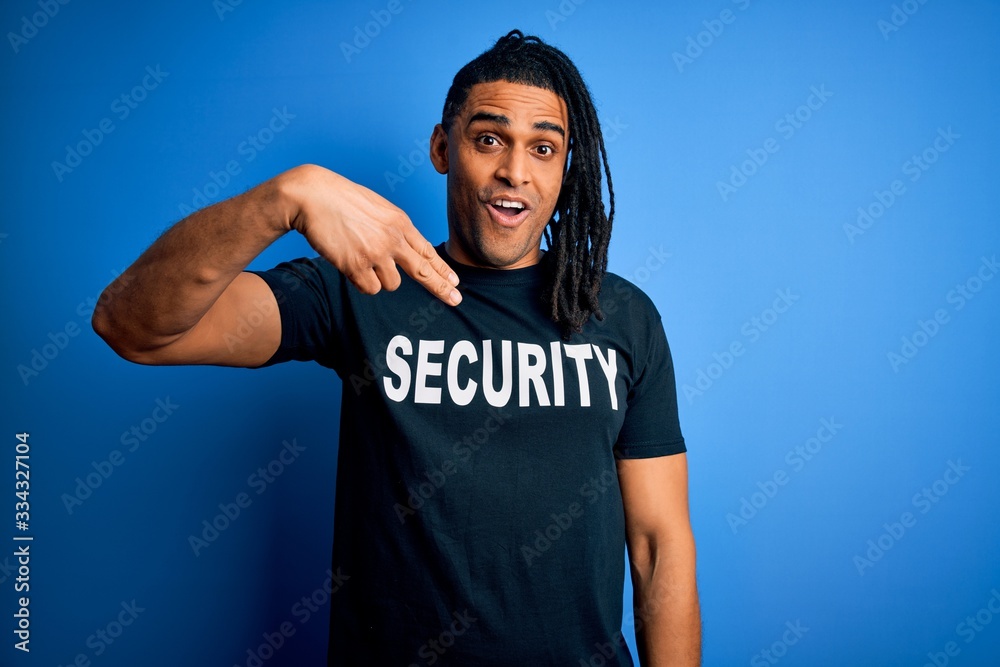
[250,244,685,666]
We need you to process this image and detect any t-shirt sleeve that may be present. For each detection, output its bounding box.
[246,256,346,373]
[614,301,687,459]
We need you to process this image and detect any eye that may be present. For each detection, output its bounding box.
[477,135,498,146]
[535,144,557,157]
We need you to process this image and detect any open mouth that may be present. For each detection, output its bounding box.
[486,197,530,227]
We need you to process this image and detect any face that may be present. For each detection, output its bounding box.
[430,81,569,269]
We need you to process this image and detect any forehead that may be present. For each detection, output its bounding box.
[460,81,568,127]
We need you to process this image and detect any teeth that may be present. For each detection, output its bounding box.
[494,199,525,210]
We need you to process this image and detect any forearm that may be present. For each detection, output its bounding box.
[632,534,701,666]
[93,167,299,355]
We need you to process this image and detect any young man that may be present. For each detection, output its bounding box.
[93,30,700,666]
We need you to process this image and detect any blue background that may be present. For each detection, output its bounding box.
[2,0,999,665]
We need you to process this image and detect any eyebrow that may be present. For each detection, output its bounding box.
[467,111,566,138]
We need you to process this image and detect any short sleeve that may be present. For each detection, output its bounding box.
[247,257,345,373]
[614,308,687,459]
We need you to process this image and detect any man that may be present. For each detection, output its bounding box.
[93,30,699,666]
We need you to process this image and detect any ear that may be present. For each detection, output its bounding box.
[429,124,449,174]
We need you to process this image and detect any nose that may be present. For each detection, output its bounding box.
[495,147,529,187]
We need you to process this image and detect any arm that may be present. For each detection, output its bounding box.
[617,452,701,667]
[92,163,461,367]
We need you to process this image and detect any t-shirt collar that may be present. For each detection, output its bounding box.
[435,242,545,287]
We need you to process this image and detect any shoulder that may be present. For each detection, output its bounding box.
[251,255,341,295]
[597,271,663,325]
[589,271,678,373]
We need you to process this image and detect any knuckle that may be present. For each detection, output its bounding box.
[351,253,374,272]
[386,230,405,251]
[386,208,406,226]
[343,265,376,295]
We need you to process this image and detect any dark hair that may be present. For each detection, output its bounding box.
[442,29,615,339]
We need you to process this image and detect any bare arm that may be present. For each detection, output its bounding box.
[92,164,461,367]
[617,453,701,667]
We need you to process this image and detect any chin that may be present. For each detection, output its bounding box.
[486,247,541,269]
[471,247,517,268]
[450,213,544,269]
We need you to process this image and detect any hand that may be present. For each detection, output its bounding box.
[283,164,461,305]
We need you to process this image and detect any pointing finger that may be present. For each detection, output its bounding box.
[398,228,461,305]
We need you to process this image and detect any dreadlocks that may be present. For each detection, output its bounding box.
[441,29,615,340]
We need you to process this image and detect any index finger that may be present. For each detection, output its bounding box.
[397,226,462,306]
